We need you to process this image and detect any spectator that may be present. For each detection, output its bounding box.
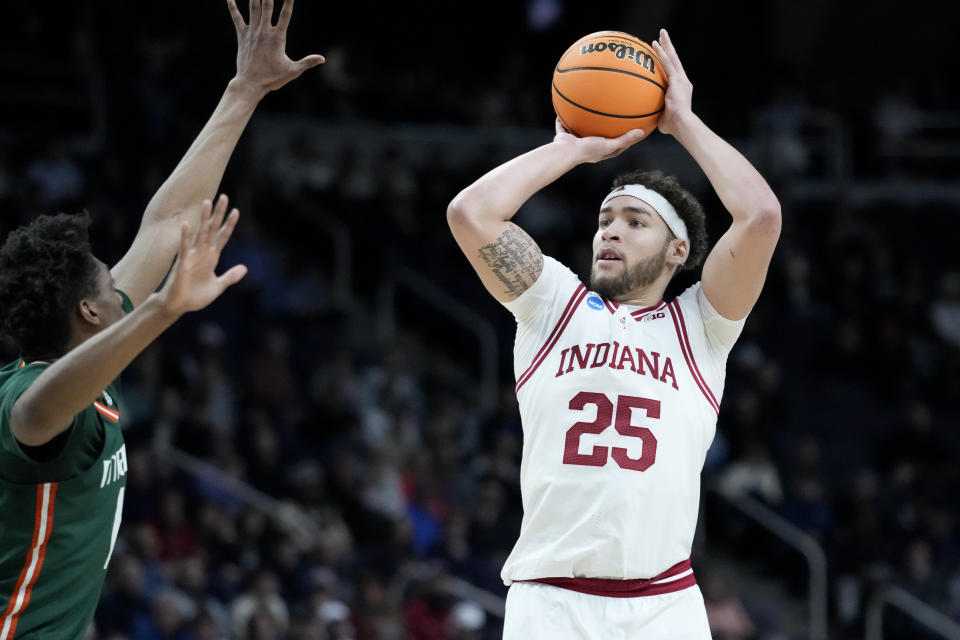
[702,572,757,640]
[230,572,290,640]
[130,588,193,640]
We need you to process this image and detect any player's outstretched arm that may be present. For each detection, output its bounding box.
[652,29,781,320]
[447,120,645,302]
[12,196,246,446]
[111,0,324,308]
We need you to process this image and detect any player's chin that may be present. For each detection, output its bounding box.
[590,267,620,293]
[591,260,623,279]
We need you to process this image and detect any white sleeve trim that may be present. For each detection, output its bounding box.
[695,283,747,355]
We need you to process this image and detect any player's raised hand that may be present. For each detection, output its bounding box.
[159,195,247,316]
[553,118,645,164]
[226,0,325,97]
[651,29,694,136]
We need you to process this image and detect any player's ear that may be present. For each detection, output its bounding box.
[666,239,689,268]
[77,298,102,327]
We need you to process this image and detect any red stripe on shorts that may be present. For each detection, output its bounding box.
[521,558,696,598]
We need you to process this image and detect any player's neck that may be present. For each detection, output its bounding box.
[614,285,666,308]
[62,326,94,357]
[613,267,675,307]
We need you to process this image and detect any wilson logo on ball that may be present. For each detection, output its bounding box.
[579,41,656,73]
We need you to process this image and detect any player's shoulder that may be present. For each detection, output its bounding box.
[529,255,589,310]
[0,360,49,399]
[0,362,48,444]
[541,255,583,287]
[666,281,716,338]
[545,256,590,301]
[0,359,24,376]
[668,281,705,317]
[503,255,586,322]
[669,280,747,356]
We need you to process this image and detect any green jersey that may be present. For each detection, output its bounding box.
[0,292,132,640]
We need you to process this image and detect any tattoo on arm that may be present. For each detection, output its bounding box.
[476,224,544,299]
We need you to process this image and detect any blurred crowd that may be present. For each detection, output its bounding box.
[3,2,960,640]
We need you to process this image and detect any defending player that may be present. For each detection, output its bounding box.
[447,30,781,638]
[0,1,322,638]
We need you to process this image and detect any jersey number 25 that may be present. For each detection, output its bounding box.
[563,392,658,471]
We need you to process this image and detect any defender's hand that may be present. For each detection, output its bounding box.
[227,0,325,97]
[651,29,694,136]
[159,195,247,316]
[552,119,645,164]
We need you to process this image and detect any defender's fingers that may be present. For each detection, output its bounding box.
[276,0,295,31]
[248,0,262,28]
[214,209,241,252]
[294,54,326,72]
[179,222,190,252]
[218,264,248,289]
[226,0,246,31]
[261,0,274,27]
[175,223,190,272]
[195,199,216,247]
[189,200,211,246]
[209,194,230,244]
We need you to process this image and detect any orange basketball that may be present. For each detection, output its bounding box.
[552,31,666,139]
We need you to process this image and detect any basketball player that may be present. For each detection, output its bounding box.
[447,29,781,638]
[0,2,323,638]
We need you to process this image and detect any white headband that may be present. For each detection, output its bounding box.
[600,184,688,243]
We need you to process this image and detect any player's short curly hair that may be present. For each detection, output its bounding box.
[0,213,99,359]
[610,169,708,271]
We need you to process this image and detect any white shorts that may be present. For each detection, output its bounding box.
[503,581,711,640]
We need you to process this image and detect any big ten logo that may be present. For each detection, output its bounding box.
[640,311,667,323]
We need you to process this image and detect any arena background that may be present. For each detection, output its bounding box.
[2,1,960,638]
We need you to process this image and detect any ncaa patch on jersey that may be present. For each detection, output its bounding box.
[586,295,604,310]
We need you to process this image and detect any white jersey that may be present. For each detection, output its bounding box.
[500,256,745,583]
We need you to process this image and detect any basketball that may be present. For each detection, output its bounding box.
[552,31,666,139]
